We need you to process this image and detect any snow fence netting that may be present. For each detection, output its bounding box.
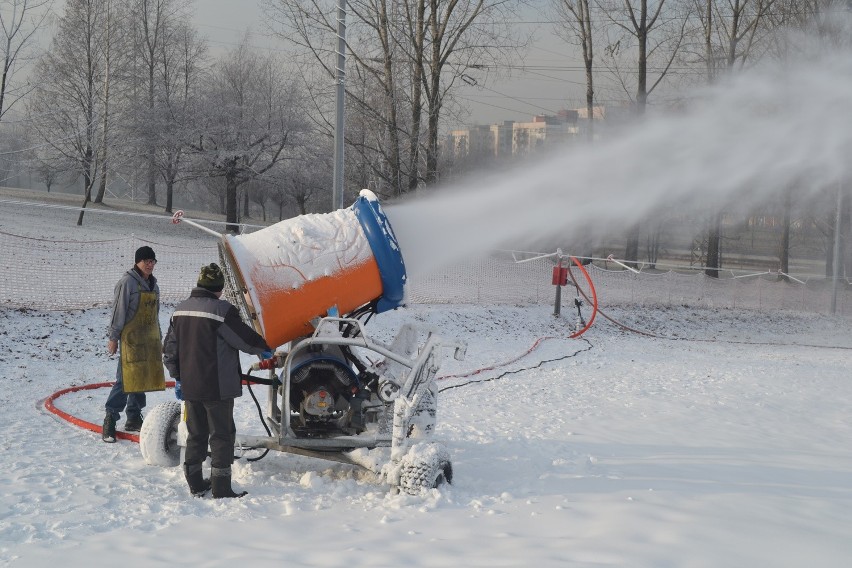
[1,201,851,315]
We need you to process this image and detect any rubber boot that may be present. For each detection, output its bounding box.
[184,463,211,497]
[211,466,248,499]
[102,413,117,443]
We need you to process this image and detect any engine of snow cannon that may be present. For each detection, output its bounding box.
[285,342,361,436]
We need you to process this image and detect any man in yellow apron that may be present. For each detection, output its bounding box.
[103,246,165,443]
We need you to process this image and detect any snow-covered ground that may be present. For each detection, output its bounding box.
[3,298,852,567]
[2,195,852,566]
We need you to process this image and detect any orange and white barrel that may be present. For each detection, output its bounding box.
[220,190,406,348]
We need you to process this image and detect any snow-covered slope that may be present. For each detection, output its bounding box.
[3,301,851,567]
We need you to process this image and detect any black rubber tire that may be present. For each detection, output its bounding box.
[140,401,182,467]
[399,442,452,495]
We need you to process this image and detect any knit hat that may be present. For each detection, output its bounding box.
[135,246,156,263]
[197,263,225,292]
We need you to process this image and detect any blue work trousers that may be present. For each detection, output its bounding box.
[104,360,146,420]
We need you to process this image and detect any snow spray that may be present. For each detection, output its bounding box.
[386,44,852,277]
[220,190,406,348]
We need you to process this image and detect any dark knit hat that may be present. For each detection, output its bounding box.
[197,263,225,292]
[135,246,156,263]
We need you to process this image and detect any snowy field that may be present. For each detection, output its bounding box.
[2,194,852,567]
[3,296,852,566]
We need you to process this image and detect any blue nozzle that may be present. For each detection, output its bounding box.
[352,191,406,312]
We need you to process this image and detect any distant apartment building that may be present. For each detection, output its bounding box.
[445,108,584,164]
[511,110,579,156]
[447,124,493,163]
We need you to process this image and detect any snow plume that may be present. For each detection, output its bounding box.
[387,45,852,277]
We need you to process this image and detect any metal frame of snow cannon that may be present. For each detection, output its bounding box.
[145,315,466,493]
[236,316,466,468]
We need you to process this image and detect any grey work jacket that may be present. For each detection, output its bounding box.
[108,267,160,342]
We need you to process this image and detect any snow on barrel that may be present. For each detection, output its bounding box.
[220,189,407,348]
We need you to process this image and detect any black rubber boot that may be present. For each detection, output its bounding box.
[184,463,211,497]
[102,413,117,443]
[124,413,143,432]
[211,467,248,499]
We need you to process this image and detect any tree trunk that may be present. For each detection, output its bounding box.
[779,191,791,280]
[624,228,640,265]
[147,48,157,205]
[77,192,91,226]
[147,152,157,204]
[165,179,174,213]
[705,214,721,278]
[95,0,112,204]
[77,153,94,226]
[424,44,441,185]
[406,0,426,193]
[581,0,594,143]
[378,0,405,196]
[825,226,835,278]
[226,173,239,233]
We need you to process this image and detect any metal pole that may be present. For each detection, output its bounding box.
[332,0,347,211]
[831,180,843,314]
[553,252,563,317]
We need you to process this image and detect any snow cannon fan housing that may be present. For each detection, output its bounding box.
[287,345,360,436]
[218,189,406,347]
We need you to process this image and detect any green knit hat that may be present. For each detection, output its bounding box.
[197,263,225,292]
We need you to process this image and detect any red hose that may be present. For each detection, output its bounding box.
[438,336,558,381]
[44,381,176,443]
[567,255,598,339]
[440,256,598,380]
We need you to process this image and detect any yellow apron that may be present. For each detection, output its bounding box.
[121,290,165,393]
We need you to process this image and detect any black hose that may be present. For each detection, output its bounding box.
[243,371,272,462]
[438,338,594,393]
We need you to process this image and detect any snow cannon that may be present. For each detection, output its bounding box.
[219,189,406,348]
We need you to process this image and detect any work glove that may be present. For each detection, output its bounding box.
[174,380,183,401]
[260,349,274,360]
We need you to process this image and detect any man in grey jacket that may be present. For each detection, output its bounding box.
[103,245,162,442]
[163,263,272,498]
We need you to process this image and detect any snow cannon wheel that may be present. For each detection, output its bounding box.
[406,384,437,439]
[140,401,181,467]
[399,442,453,495]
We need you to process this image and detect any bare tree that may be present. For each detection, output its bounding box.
[552,0,597,142]
[693,0,776,276]
[153,22,206,212]
[269,182,289,220]
[418,0,522,185]
[0,0,52,123]
[597,0,694,263]
[266,0,413,199]
[265,0,523,196]
[93,0,114,204]
[288,168,321,214]
[247,178,272,221]
[28,0,108,226]
[0,123,29,184]
[128,0,183,205]
[32,150,71,191]
[190,39,308,232]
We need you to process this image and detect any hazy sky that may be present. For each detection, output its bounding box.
[191,0,589,126]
